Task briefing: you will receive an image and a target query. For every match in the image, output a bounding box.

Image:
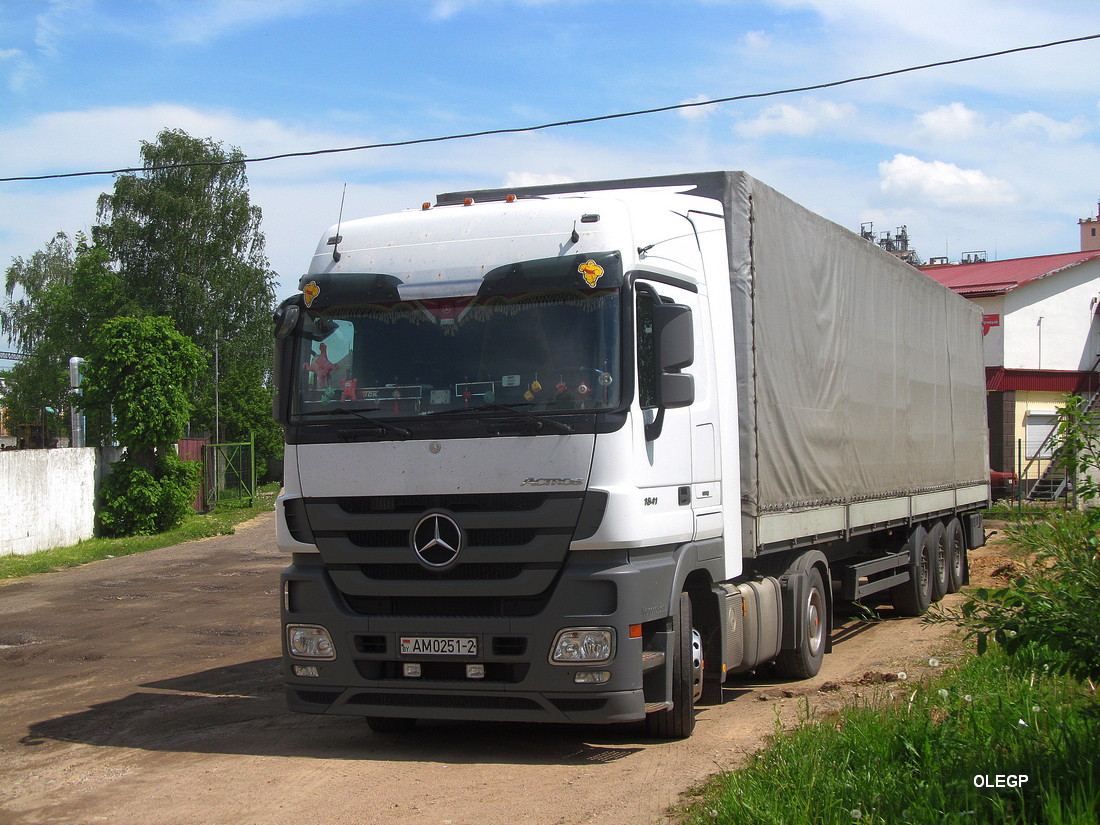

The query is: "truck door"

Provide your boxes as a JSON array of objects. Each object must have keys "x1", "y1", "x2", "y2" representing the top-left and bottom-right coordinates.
[{"x1": 633, "y1": 279, "x2": 711, "y2": 545}]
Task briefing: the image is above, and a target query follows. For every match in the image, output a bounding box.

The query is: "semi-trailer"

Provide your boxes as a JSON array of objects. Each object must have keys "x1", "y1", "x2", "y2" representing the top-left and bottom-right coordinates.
[{"x1": 273, "y1": 171, "x2": 989, "y2": 738}]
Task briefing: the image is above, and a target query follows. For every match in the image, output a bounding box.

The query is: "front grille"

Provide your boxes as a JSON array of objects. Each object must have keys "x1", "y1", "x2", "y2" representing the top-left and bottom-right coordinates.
[
  {"x1": 361, "y1": 563, "x2": 524, "y2": 581},
  {"x1": 345, "y1": 692, "x2": 541, "y2": 711},
  {"x1": 492, "y1": 636, "x2": 527, "y2": 656},
  {"x1": 305, "y1": 491, "x2": 586, "y2": 612},
  {"x1": 346, "y1": 528, "x2": 536, "y2": 549},
  {"x1": 347, "y1": 530, "x2": 407, "y2": 548},
  {"x1": 343, "y1": 594, "x2": 548, "y2": 618},
  {"x1": 355, "y1": 635, "x2": 387, "y2": 653},
  {"x1": 338, "y1": 493, "x2": 547, "y2": 514},
  {"x1": 295, "y1": 689, "x2": 341, "y2": 705},
  {"x1": 550, "y1": 697, "x2": 609, "y2": 713},
  {"x1": 354, "y1": 660, "x2": 530, "y2": 683}
]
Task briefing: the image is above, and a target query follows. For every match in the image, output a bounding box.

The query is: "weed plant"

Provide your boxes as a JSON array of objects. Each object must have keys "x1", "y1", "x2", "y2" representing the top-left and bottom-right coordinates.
[
  {"x1": 931, "y1": 508, "x2": 1100, "y2": 682},
  {"x1": 679, "y1": 650, "x2": 1099, "y2": 825}
]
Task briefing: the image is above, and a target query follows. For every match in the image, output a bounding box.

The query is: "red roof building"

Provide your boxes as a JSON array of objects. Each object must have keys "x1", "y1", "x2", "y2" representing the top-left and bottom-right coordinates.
[{"x1": 922, "y1": 241, "x2": 1100, "y2": 485}]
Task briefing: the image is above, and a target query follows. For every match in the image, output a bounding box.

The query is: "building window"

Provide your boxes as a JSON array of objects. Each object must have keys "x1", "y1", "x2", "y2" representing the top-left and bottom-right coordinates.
[{"x1": 1025, "y1": 411, "x2": 1058, "y2": 459}]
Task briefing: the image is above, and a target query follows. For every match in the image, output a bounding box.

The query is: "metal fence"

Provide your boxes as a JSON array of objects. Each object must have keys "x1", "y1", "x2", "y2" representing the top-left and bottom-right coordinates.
[{"x1": 203, "y1": 435, "x2": 256, "y2": 509}]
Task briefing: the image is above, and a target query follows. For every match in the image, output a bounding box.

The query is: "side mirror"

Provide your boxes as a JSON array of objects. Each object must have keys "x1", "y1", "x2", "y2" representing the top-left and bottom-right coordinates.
[
  {"x1": 644, "y1": 300, "x2": 695, "y2": 441},
  {"x1": 653, "y1": 302, "x2": 695, "y2": 409}
]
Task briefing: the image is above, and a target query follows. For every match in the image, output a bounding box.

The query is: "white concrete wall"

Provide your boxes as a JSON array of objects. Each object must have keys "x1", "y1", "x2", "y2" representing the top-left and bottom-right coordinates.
[
  {"x1": 1, "y1": 448, "x2": 100, "y2": 556},
  {"x1": 970, "y1": 294, "x2": 1006, "y2": 367},
  {"x1": 1002, "y1": 259, "x2": 1100, "y2": 371}
]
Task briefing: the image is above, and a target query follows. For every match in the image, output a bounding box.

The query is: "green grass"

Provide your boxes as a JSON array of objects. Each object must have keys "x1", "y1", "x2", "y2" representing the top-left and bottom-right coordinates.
[
  {"x1": 0, "y1": 483, "x2": 279, "y2": 580},
  {"x1": 677, "y1": 649, "x2": 1099, "y2": 825},
  {"x1": 983, "y1": 499, "x2": 1064, "y2": 522}
]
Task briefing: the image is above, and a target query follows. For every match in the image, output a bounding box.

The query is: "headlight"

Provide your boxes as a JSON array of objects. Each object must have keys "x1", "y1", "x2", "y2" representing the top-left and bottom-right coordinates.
[
  {"x1": 550, "y1": 628, "x2": 615, "y2": 664},
  {"x1": 287, "y1": 624, "x2": 336, "y2": 660}
]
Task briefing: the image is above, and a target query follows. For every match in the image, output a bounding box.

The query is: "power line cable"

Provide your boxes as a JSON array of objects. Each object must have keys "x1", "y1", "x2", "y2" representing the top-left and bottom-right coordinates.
[{"x1": 2, "y1": 32, "x2": 1098, "y2": 184}]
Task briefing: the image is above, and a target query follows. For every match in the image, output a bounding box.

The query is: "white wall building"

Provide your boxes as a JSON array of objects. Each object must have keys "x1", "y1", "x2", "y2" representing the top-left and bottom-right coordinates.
[{"x1": 924, "y1": 248, "x2": 1100, "y2": 484}]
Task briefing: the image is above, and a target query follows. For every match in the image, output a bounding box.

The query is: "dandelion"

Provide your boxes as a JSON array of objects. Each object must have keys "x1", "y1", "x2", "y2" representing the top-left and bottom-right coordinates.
[
  {"x1": 928, "y1": 657, "x2": 940, "y2": 667},
  {"x1": 707, "y1": 810, "x2": 719, "y2": 820},
  {"x1": 937, "y1": 688, "x2": 949, "y2": 700},
  {"x1": 963, "y1": 695, "x2": 973, "y2": 703},
  {"x1": 1032, "y1": 705, "x2": 1042, "y2": 713},
  {"x1": 897, "y1": 671, "x2": 908, "y2": 681},
  {"x1": 850, "y1": 809, "x2": 863, "y2": 821}
]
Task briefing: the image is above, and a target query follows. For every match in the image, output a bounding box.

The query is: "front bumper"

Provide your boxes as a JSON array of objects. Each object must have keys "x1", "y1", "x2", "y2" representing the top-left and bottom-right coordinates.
[{"x1": 280, "y1": 547, "x2": 678, "y2": 725}]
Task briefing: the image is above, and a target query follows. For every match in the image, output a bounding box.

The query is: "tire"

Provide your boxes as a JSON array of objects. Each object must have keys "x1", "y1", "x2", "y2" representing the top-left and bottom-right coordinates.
[
  {"x1": 366, "y1": 716, "x2": 417, "y2": 733},
  {"x1": 929, "y1": 521, "x2": 950, "y2": 602},
  {"x1": 645, "y1": 591, "x2": 696, "y2": 739},
  {"x1": 945, "y1": 518, "x2": 966, "y2": 594},
  {"x1": 775, "y1": 566, "x2": 828, "y2": 679},
  {"x1": 891, "y1": 525, "x2": 932, "y2": 617}
]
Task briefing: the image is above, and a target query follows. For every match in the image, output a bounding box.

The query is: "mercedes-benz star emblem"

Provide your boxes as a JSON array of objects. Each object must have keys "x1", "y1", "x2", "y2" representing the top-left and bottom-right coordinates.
[{"x1": 411, "y1": 513, "x2": 463, "y2": 569}]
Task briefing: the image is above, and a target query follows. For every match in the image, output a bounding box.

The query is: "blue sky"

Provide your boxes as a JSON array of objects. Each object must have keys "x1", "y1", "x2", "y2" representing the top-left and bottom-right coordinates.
[{"x1": 1, "y1": 0, "x2": 1098, "y2": 356}]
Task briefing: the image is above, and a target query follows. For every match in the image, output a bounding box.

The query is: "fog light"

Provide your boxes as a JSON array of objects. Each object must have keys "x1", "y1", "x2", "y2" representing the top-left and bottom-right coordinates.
[
  {"x1": 550, "y1": 628, "x2": 614, "y2": 664},
  {"x1": 293, "y1": 665, "x2": 320, "y2": 678},
  {"x1": 466, "y1": 664, "x2": 485, "y2": 679},
  {"x1": 574, "y1": 671, "x2": 611, "y2": 684},
  {"x1": 286, "y1": 624, "x2": 336, "y2": 660},
  {"x1": 403, "y1": 663, "x2": 422, "y2": 678}
]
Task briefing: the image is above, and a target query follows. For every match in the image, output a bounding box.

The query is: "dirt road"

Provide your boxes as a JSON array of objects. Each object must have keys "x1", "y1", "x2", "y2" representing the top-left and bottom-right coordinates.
[{"x1": 0, "y1": 513, "x2": 991, "y2": 825}]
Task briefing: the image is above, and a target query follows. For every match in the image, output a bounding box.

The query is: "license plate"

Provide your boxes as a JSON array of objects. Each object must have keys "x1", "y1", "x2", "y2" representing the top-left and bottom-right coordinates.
[{"x1": 400, "y1": 636, "x2": 477, "y2": 656}]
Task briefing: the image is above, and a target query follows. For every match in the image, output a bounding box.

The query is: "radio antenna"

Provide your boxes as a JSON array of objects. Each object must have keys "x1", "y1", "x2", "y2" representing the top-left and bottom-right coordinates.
[{"x1": 327, "y1": 183, "x2": 347, "y2": 262}]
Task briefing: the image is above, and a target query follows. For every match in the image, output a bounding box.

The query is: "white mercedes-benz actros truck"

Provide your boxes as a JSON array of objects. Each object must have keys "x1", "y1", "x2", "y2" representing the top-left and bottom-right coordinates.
[{"x1": 273, "y1": 171, "x2": 988, "y2": 738}]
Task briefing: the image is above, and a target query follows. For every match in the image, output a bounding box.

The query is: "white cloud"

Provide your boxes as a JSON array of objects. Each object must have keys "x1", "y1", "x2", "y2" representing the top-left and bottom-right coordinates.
[
  {"x1": 162, "y1": 0, "x2": 324, "y2": 44},
  {"x1": 678, "y1": 94, "x2": 713, "y2": 121},
  {"x1": 501, "y1": 171, "x2": 575, "y2": 188},
  {"x1": 0, "y1": 47, "x2": 35, "y2": 93},
  {"x1": 0, "y1": 104, "x2": 368, "y2": 180},
  {"x1": 736, "y1": 100, "x2": 856, "y2": 138},
  {"x1": 878, "y1": 153, "x2": 1015, "y2": 208},
  {"x1": 34, "y1": 0, "x2": 93, "y2": 57},
  {"x1": 917, "y1": 102, "x2": 983, "y2": 141},
  {"x1": 1008, "y1": 111, "x2": 1089, "y2": 142},
  {"x1": 428, "y1": 0, "x2": 573, "y2": 21}
]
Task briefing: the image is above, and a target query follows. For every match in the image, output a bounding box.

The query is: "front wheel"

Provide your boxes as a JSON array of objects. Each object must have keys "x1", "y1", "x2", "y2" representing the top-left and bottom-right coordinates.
[
  {"x1": 775, "y1": 567, "x2": 827, "y2": 679},
  {"x1": 645, "y1": 591, "x2": 697, "y2": 739}
]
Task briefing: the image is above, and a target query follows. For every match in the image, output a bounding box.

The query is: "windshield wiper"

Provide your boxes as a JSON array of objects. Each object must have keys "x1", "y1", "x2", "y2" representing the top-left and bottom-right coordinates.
[
  {"x1": 431, "y1": 402, "x2": 575, "y2": 434},
  {"x1": 307, "y1": 406, "x2": 412, "y2": 438}
]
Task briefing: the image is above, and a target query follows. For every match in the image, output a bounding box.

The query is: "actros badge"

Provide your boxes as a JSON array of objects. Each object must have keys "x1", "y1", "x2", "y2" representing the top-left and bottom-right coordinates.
[{"x1": 411, "y1": 513, "x2": 464, "y2": 568}]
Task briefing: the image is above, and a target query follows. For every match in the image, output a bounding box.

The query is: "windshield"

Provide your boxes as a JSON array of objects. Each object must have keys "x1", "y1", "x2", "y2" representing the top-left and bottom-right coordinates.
[{"x1": 290, "y1": 253, "x2": 623, "y2": 421}]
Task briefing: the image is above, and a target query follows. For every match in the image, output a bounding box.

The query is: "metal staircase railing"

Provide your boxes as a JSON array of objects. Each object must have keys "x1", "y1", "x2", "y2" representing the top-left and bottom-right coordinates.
[{"x1": 1023, "y1": 354, "x2": 1100, "y2": 501}]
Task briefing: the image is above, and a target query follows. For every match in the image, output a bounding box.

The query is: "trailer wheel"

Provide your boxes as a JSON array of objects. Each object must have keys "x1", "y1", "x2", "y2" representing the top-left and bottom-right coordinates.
[
  {"x1": 645, "y1": 591, "x2": 696, "y2": 740},
  {"x1": 945, "y1": 518, "x2": 966, "y2": 593},
  {"x1": 891, "y1": 525, "x2": 932, "y2": 617},
  {"x1": 366, "y1": 716, "x2": 417, "y2": 733},
  {"x1": 775, "y1": 566, "x2": 827, "y2": 679},
  {"x1": 929, "y1": 521, "x2": 950, "y2": 602}
]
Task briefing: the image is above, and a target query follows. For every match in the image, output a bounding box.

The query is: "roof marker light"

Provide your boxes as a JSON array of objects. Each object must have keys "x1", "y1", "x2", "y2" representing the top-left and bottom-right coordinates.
[
  {"x1": 463, "y1": 197, "x2": 475, "y2": 206},
  {"x1": 422, "y1": 202, "x2": 432, "y2": 210},
  {"x1": 505, "y1": 194, "x2": 517, "y2": 203}
]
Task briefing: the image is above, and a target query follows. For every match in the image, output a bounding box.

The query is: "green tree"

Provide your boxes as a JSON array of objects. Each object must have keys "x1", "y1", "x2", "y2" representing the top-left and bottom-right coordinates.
[
  {"x1": 1, "y1": 234, "x2": 128, "y2": 442},
  {"x1": 93, "y1": 129, "x2": 278, "y2": 461},
  {"x1": 83, "y1": 316, "x2": 205, "y2": 536},
  {"x1": 1053, "y1": 394, "x2": 1100, "y2": 506}
]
